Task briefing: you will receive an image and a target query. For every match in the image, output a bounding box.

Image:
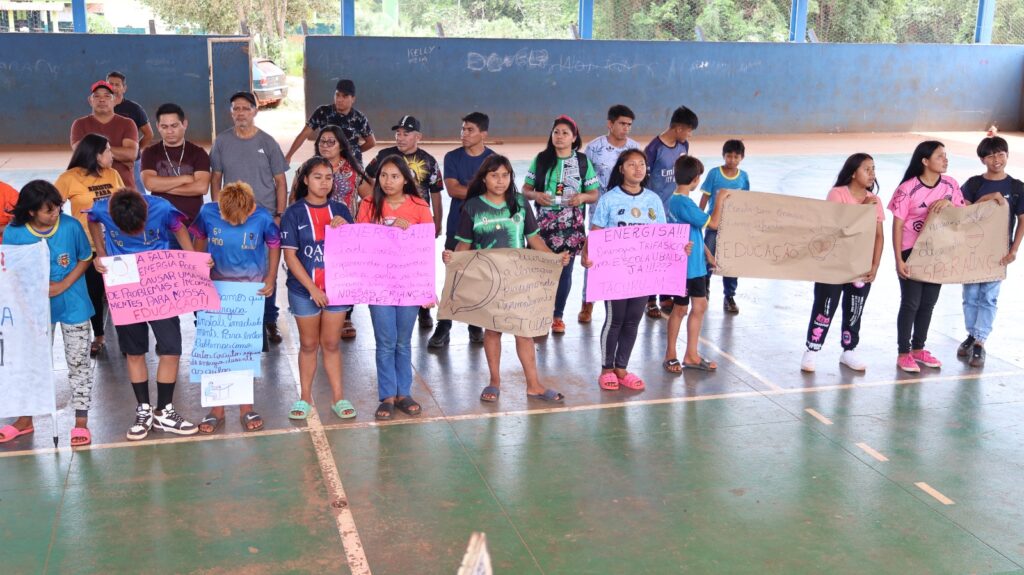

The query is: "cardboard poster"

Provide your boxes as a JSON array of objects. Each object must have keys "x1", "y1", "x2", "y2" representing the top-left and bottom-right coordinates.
[
  {"x1": 438, "y1": 248, "x2": 562, "y2": 338},
  {"x1": 324, "y1": 223, "x2": 435, "y2": 306},
  {"x1": 104, "y1": 250, "x2": 221, "y2": 325},
  {"x1": 715, "y1": 191, "x2": 877, "y2": 283},
  {"x1": 585, "y1": 224, "x2": 690, "y2": 302},
  {"x1": 0, "y1": 242, "x2": 57, "y2": 418},
  {"x1": 190, "y1": 281, "x2": 264, "y2": 382},
  {"x1": 906, "y1": 201, "x2": 1010, "y2": 284}
]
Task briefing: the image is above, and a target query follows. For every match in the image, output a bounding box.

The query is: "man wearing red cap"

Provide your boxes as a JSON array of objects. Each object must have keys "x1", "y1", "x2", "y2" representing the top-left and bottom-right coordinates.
[{"x1": 70, "y1": 81, "x2": 139, "y2": 189}]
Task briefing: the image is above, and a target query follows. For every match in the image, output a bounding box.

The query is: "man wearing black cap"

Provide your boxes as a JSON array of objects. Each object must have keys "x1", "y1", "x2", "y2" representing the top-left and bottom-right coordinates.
[
  {"x1": 70, "y1": 80, "x2": 139, "y2": 189},
  {"x1": 209, "y1": 91, "x2": 288, "y2": 344},
  {"x1": 285, "y1": 78, "x2": 375, "y2": 165},
  {"x1": 363, "y1": 115, "x2": 444, "y2": 328}
]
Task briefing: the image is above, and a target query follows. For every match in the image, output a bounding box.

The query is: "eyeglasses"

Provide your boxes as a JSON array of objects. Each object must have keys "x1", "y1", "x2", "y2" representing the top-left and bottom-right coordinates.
[{"x1": 320, "y1": 139, "x2": 339, "y2": 146}]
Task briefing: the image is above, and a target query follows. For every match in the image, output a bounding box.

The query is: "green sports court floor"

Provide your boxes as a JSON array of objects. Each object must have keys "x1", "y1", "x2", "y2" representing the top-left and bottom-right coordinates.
[{"x1": 4, "y1": 136, "x2": 1024, "y2": 574}]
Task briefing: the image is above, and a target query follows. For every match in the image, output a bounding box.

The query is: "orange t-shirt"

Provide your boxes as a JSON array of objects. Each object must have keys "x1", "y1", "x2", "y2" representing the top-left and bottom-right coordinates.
[
  {"x1": 355, "y1": 195, "x2": 432, "y2": 225},
  {"x1": 0, "y1": 181, "x2": 19, "y2": 243}
]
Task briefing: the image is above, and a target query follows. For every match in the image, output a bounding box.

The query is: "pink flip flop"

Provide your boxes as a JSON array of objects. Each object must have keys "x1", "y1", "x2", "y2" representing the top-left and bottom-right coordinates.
[
  {"x1": 618, "y1": 372, "x2": 646, "y2": 391},
  {"x1": 70, "y1": 427, "x2": 92, "y2": 447},
  {"x1": 598, "y1": 372, "x2": 620, "y2": 391},
  {"x1": 0, "y1": 424, "x2": 34, "y2": 443}
]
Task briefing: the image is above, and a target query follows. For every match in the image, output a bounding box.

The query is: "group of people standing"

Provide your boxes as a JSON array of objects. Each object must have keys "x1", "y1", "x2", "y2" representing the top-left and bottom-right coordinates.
[{"x1": 1, "y1": 74, "x2": 1021, "y2": 447}]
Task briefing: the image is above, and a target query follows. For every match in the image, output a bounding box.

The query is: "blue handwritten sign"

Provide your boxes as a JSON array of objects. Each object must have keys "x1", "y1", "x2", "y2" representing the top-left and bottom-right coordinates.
[{"x1": 189, "y1": 281, "x2": 264, "y2": 382}]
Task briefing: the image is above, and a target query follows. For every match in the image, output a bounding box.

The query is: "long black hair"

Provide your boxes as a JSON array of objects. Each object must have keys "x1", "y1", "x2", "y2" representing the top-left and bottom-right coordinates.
[
  {"x1": 315, "y1": 124, "x2": 368, "y2": 182},
  {"x1": 367, "y1": 154, "x2": 422, "y2": 224},
  {"x1": 289, "y1": 156, "x2": 334, "y2": 204},
  {"x1": 900, "y1": 140, "x2": 944, "y2": 185},
  {"x1": 606, "y1": 149, "x2": 649, "y2": 192},
  {"x1": 532, "y1": 115, "x2": 583, "y2": 192},
  {"x1": 834, "y1": 153, "x2": 878, "y2": 193},
  {"x1": 466, "y1": 154, "x2": 520, "y2": 218},
  {"x1": 11, "y1": 180, "x2": 63, "y2": 226},
  {"x1": 67, "y1": 133, "x2": 110, "y2": 176}
]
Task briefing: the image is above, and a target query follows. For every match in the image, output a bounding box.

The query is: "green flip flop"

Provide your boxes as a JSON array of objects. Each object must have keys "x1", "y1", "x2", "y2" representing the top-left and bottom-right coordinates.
[
  {"x1": 288, "y1": 400, "x2": 311, "y2": 420},
  {"x1": 332, "y1": 399, "x2": 357, "y2": 419}
]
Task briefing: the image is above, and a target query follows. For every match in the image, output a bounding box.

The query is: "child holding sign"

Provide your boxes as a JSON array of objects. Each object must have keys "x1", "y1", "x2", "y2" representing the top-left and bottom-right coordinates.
[
  {"x1": 0, "y1": 181, "x2": 95, "y2": 446},
  {"x1": 356, "y1": 155, "x2": 434, "y2": 420},
  {"x1": 583, "y1": 149, "x2": 671, "y2": 392},
  {"x1": 800, "y1": 153, "x2": 884, "y2": 373},
  {"x1": 281, "y1": 157, "x2": 357, "y2": 420},
  {"x1": 190, "y1": 181, "x2": 282, "y2": 433},
  {"x1": 664, "y1": 156, "x2": 731, "y2": 374},
  {"x1": 88, "y1": 188, "x2": 201, "y2": 440},
  {"x1": 443, "y1": 155, "x2": 568, "y2": 403},
  {"x1": 888, "y1": 141, "x2": 965, "y2": 373},
  {"x1": 700, "y1": 139, "x2": 750, "y2": 314}
]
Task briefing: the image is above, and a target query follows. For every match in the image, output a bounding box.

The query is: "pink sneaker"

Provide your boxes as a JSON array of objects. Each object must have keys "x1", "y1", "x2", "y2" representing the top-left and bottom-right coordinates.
[
  {"x1": 911, "y1": 349, "x2": 942, "y2": 368},
  {"x1": 897, "y1": 354, "x2": 921, "y2": 373}
]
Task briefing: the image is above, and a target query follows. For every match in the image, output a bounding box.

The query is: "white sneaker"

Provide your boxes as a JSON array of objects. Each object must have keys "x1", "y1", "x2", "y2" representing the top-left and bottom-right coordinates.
[
  {"x1": 801, "y1": 349, "x2": 817, "y2": 372},
  {"x1": 127, "y1": 403, "x2": 153, "y2": 441},
  {"x1": 840, "y1": 349, "x2": 866, "y2": 371},
  {"x1": 152, "y1": 403, "x2": 198, "y2": 436}
]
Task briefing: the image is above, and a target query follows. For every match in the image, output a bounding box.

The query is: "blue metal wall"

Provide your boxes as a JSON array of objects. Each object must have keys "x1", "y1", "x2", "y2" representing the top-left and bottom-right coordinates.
[
  {"x1": 305, "y1": 36, "x2": 1024, "y2": 139},
  {"x1": 0, "y1": 34, "x2": 251, "y2": 145}
]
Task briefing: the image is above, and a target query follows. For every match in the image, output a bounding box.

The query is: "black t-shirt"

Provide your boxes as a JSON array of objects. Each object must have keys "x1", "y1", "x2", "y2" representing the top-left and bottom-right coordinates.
[
  {"x1": 961, "y1": 175, "x2": 1024, "y2": 242},
  {"x1": 365, "y1": 147, "x2": 444, "y2": 204},
  {"x1": 115, "y1": 98, "x2": 149, "y2": 159}
]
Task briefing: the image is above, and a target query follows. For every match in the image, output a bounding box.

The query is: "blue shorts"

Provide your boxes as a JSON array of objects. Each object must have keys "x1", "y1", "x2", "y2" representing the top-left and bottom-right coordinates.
[{"x1": 287, "y1": 290, "x2": 352, "y2": 318}]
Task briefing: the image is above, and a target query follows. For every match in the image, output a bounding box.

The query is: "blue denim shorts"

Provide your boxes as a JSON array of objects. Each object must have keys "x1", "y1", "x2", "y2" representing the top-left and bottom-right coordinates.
[{"x1": 287, "y1": 289, "x2": 352, "y2": 318}]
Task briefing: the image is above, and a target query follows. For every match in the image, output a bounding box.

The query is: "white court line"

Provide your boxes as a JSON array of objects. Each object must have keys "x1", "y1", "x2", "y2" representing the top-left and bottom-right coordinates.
[
  {"x1": 804, "y1": 408, "x2": 834, "y2": 425},
  {"x1": 915, "y1": 481, "x2": 955, "y2": 505},
  {"x1": 286, "y1": 356, "x2": 371, "y2": 575},
  {"x1": 699, "y1": 336, "x2": 783, "y2": 391},
  {"x1": 855, "y1": 442, "x2": 889, "y2": 462}
]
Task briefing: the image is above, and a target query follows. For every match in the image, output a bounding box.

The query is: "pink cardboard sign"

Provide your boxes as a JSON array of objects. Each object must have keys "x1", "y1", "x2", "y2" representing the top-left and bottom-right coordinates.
[
  {"x1": 324, "y1": 223, "x2": 436, "y2": 306},
  {"x1": 585, "y1": 224, "x2": 690, "y2": 302},
  {"x1": 104, "y1": 250, "x2": 221, "y2": 325}
]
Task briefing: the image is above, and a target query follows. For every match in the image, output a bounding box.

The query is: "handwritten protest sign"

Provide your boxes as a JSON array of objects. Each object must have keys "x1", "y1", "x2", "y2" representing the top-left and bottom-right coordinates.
[
  {"x1": 324, "y1": 223, "x2": 435, "y2": 306},
  {"x1": 585, "y1": 224, "x2": 690, "y2": 302},
  {"x1": 716, "y1": 191, "x2": 876, "y2": 283},
  {"x1": 906, "y1": 201, "x2": 1009, "y2": 284},
  {"x1": 438, "y1": 248, "x2": 562, "y2": 338},
  {"x1": 190, "y1": 281, "x2": 264, "y2": 382},
  {"x1": 0, "y1": 243, "x2": 56, "y2": 417},
  {"x1": 104, "y1": 250, "x2": 220, "y2": 325},
  {"x1": 201, "y1": 370, "x2": 255, "y2": 407}
]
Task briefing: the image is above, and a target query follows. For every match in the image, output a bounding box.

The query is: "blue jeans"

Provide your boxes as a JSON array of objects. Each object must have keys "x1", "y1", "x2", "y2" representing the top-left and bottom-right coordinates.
[
  {"x1": 554, "y1": 254, "x2": 575, "y2": 318},
  {"x1": 265, "y1": 284, "x2": 280, "y2": 323},
  {"x1": 369, "y1": 305, "x2": 419, "y2": 401},
  {"x1": 704, "y1": 228, "x2": 738, "y2": 297},
  {"x1": 963, "y1": 280, "x2": 1001, "y2": 342}
]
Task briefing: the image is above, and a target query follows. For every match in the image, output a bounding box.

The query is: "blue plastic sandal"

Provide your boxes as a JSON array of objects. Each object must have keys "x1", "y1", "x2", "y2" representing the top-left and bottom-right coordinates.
[{"x1": 288, "y1": 400, "x2": 311, "y2": 420}]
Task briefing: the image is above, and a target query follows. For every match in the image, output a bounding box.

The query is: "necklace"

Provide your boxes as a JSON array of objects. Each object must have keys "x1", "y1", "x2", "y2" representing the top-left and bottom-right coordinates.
[{"x1": 162, "y1": 141, "x2": 186, "y2": 177}]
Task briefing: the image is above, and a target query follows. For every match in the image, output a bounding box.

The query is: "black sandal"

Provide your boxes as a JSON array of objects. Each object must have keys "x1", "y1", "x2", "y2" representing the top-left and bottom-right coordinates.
[
  {"x1": 240, "y1": 411, "x2": 264, "y2": 432},
  {"x1": 375, "y1": 402, "x2": 395, "y2": 421},
  {"x1": 395, "y1": 396, "x2": 422, "y2": 416}
]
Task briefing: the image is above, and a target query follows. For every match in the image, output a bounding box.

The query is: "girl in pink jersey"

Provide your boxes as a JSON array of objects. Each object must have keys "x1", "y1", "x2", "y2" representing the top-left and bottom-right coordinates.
[{"x1": 887, "y1": 141, "x2": 964, "y2": 373}]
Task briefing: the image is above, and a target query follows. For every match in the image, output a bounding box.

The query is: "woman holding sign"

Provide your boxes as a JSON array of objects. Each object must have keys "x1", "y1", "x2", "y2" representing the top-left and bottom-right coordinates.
[
  {"x1": 356, "y1": 155, "x2": 433, "y2": 420},
  {"x1": 1, "y1": 181, "x2": 95, "y2": 446},
  {"x1": 443, "y1": 155, "x2": 568, "y2": 403},
  {"x1": 281, "y1": 157, "x2": 357, "y2": 420},
  {"x1": 522, "y1": 115, "x2": 600, "y2": 335},
  {"x1": 800, "y1": 153, "x2": 885, "y2": 373},
  {"x1": 888, "y1": 141, "x2": 965, "y2": 373},
  {"x1": 190, "y1": 181, "x2": 282, "y2": 433}
]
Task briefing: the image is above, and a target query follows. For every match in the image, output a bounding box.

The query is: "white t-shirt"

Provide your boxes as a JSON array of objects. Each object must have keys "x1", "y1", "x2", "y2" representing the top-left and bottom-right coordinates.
[{"x1": 583, "y1": 135, "x2": 641, "y2": 194}]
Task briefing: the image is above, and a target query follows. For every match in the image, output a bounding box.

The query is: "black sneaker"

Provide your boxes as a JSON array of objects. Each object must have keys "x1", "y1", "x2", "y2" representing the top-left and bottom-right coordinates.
[
  {"x1": 152, "y1": 404, "x2": 198, "y2": 436},
  {"x1": 969, "y1": 344, "x2": 986, "y2": 368},
  {"x1": 266, "y1": 322, "x2": 283, "y2": 345},
  {"x1": 724, "y1": 296, "x2": 739, "y2": 314},
  {"x1": 418, "y1": 308, "x2": 434, "y2": 329},
  {"x1": 468, "y1": 326, "x2": 485, "y2": 344},
  {"x1": 957, "y1": 335, "x2": 976, "y2": 358},
  {"x1": 127, "y1": 403, "x2": 153, "y2": 441},
  {"x1": 428, "y1": 325, "x2": 451, "y2": 348}
]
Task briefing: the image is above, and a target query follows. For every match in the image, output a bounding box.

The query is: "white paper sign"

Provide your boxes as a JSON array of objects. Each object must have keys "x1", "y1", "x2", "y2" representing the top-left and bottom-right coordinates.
[
  {"x1": 200, "y1": 369, "x2": 255, "y2": 407},
  {"x1": 101, "y1": 255, "x2": 140, "y2": 286},
  {"x1": 0, "y1": 242, "x2": 57, "y2": 417}
]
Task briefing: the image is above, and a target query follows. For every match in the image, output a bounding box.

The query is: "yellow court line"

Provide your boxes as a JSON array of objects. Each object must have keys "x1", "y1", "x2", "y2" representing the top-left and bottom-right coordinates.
[
  {"x1": 915, "y1": 482, "x2": 955, "y2": 505},
  {"x1": 804, "y1": 408, "x2": 834, "y2": 425},
  {"x1": 855, "y1": 442, "x2": 889, "y2": 462},
  {"x1": 698, "y1": 336, "x2": 784, "y2": 391}
]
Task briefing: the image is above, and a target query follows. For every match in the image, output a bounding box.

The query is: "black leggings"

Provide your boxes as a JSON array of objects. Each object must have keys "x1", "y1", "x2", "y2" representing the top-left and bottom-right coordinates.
[
  {"x1": 601, "y1": 296, "x2": 647, "y2": 369},
  {"x1": 805, "y1": 282, "x2": 871, "y2": 352},
  {"x1": 85, "y1": 260, "x2": 106, "y2": 338},
  {"x1": 897, "y1": 249, "x2": 941, "y2": 354}
]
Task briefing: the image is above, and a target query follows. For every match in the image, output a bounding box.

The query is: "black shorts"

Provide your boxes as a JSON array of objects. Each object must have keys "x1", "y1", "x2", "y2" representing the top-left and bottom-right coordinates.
[
  {"x1": 672, "y1": 277, "x2": 709, "y2": 306},
  {"x1": 114, "y1": 316, "x2": 183, "y2": 356}
]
